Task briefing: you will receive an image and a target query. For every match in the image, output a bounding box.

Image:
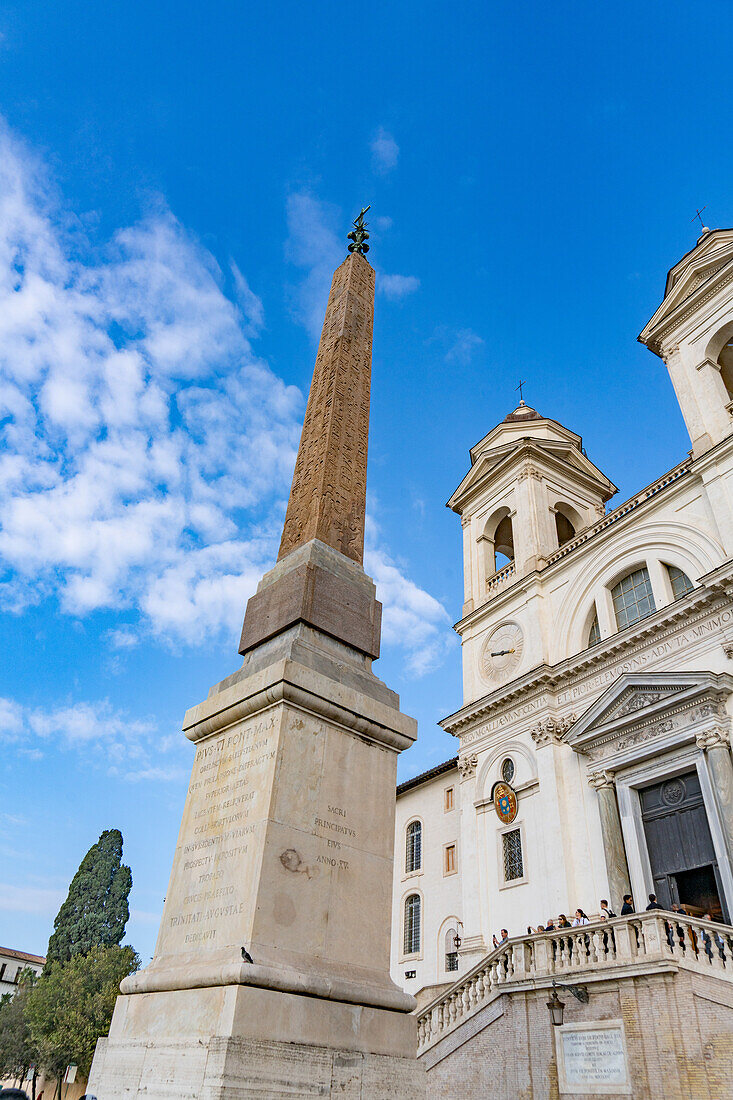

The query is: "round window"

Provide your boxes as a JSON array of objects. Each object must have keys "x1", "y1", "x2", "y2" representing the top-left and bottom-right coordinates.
[{"x1": 501, "y1": 757, "x2": 515, "y2": 785}]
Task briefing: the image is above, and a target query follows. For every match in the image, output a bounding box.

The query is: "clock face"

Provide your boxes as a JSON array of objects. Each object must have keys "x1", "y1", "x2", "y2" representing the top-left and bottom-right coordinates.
[{"x1": 481, "y1": 622, "x2": 524, "y2": 683}]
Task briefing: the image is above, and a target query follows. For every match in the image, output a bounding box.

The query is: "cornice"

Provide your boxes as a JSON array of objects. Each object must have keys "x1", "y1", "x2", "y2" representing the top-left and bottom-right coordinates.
[
  {"x1": 448, "y1": 437, "x2": 614, "y2": 514},
  {"x1": 640, "y1": 255, "x2": 733, "y2": 356},
  {"x1": 442, "y1": 570, "x2": 733, "y2": 736}
]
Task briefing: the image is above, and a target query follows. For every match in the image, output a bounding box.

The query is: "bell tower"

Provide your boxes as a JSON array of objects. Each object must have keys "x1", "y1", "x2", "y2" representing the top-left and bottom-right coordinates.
[
  {"x1": 639, "y1": 226, "x2": 733, "y2": 457},
  {"x1": 449, "y1": 402, "x2": 616, "y2": 618}
]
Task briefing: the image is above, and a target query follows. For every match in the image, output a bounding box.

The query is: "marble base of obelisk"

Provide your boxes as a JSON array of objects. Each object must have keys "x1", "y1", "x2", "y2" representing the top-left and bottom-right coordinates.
[{"x1": 88, "y1": 545, "x2": 424, "y2": 1098}]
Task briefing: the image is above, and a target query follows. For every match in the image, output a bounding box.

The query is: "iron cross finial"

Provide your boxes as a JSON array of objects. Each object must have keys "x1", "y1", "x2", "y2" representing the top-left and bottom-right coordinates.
[
  {"x1": 691, "y1": 206, "x2": 708, "y2": 231},
  {"x1": 516, "y1": 379, "x2": 527, "y2": 403},
  {"x1": 347, "y1": 206, "x2": 371, "y2": 255}
]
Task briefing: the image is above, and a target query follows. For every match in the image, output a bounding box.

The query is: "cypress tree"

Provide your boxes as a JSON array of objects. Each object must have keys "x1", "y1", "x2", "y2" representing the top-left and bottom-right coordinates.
[{"x1": 45, "y1": 829, "x2": 132, "y2": 965}]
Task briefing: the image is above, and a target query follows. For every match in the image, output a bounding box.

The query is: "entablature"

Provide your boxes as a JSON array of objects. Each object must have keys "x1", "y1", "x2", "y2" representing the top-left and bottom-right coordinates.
[{"x1": 443, "y1": 564, "x2": 733, "y2": 741}]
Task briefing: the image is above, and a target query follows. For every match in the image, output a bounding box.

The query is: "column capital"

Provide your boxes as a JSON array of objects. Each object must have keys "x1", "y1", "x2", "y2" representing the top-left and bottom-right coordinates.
[
  {"x1": 696, "y1": 726, "x2": 731, "y2": 751},
  {"x1": 530, "y1": 713, "x2": 577, "y2": 748},
  {"x1": 457, "y1": 752, "x2": 478, "y2": 779},
  {"x1": 588, "y1": 768, "x2": 616, "y2": 791}
]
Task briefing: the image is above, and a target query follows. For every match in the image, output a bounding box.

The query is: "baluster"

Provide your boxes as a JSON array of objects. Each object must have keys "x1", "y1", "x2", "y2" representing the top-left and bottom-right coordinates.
[
  {"x1": 570, "y1": 932, "x2": 581, "y2": 968},
  {"x1": 591, "y1": 928, "x2": 603, "y2": 964}
]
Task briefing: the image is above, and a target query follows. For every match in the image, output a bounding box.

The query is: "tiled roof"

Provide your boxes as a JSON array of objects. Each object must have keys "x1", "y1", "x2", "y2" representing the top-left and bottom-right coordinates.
[
  {"x1": 0, "y1": 947, "x2": 46, "y2": 966},
  {"x1": 397, "y1": 756, "x2": 458, "y2": 795}
]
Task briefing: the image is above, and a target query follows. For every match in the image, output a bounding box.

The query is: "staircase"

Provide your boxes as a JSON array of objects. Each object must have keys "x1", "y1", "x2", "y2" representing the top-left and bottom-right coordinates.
[{"x1": 417, "y1": 910, "x2": 733, "y2": 1056}]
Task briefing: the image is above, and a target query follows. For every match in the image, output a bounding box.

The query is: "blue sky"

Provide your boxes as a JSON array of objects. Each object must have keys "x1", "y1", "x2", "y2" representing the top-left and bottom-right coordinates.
[{"x1": 1, "y1": 1, "x2": 731, "y2": 962}]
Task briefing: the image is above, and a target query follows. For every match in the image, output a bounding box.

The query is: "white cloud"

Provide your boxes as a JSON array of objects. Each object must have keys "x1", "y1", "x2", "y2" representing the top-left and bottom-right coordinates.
[
  {"x1": 445, "y1": 328, "x2": 484, "y2": 365},
  {"x1": 285, "y1": 191, "x2": 343, "y2": 341},
  {"x1": 0, "y1": 124, "x2": 451, "y2": 679},
  {"x1": 370, "y1": 128, "x2": 399, "y2": 174},
  {"x1": 365, "y1": 513, "x2": 456, "y2": 677},
  {"x1": 124, "y1": 766, "x2": 188, "y2": 783},
  {"x1": 0, "y1": 692, "x2": 192, "y2": 780},
  {"x1": 0, "y1": 120, "x2": 301, "y2": 645},
  {"x1": 378, "y1": 273, "x2": 420, "y2": 300}
]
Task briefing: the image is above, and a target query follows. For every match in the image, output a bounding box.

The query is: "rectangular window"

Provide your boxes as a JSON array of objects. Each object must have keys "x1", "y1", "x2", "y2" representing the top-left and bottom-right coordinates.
[
  {"x1": 444, "y1": 786, "x2": 454, "y2": 812},
  {"x1": 444, "y1": 843, "x2": 457, "y2": 875},
  {"x1": 445, "y1": 951, "x2": 459, "y2": 972},
  {"x1": 502, "y1": 828, "x2": 523, "y2": 882}
]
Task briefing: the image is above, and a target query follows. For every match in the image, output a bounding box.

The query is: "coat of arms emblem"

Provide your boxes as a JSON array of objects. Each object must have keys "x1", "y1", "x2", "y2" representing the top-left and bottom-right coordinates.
[{"x1": 493, "y1": 781, "x2": 518, "y2": 824}]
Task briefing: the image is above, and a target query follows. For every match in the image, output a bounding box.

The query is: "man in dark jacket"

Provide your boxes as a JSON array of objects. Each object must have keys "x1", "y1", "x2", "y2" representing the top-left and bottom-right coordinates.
[
  {"x1": 620, "y1": 894, "x2": 635, "y2": 914},
  {"x1": 646, "y1": 893, "x2": 664, "y2": 911}
]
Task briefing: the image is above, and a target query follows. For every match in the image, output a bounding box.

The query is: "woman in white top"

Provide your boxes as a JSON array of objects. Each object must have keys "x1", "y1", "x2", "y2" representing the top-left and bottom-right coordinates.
[{"x1": 572, "y1": 908, "x2": 590, "y2": 926}]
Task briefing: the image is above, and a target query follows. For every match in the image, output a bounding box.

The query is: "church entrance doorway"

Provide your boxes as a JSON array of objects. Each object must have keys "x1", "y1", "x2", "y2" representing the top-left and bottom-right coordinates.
[{"x1": 639, "y1": 770, "x2": 727, "y2": 921}]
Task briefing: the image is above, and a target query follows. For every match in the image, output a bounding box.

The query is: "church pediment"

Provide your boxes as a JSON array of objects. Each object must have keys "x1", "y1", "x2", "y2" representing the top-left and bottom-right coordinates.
[
  {"x1": 593, "y1": 683, "x2": 687, "y2": 725},
  {"x1": 640, "y1": 229, "x2": 733, "y2": 350},
  {"x1": 448, "y1": 436, "x2": 615, "y2": 513},
  {"x1": 565, "y1": 671, "x2": 733, "y2": 766}
]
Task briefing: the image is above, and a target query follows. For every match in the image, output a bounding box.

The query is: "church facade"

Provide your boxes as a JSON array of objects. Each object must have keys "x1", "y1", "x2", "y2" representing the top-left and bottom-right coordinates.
[{"x1": 391, "y1": 226, "x2": 733, "y2": 1005}]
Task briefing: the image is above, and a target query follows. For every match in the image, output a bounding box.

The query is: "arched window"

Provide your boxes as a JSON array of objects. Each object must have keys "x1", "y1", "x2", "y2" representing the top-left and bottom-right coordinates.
[
  {"x1": 588, "y1": 612, "x2": 601, "y2": 647},
  {"x1": 553, "y1": 502, "x2": 583, "y2": 549},
  {"x1": 404, "y1": 894, "x2": 421, "y2": 955},
  {"x1": 555, "y1": 511, "x2": 576, "y2": 547},
  {"x1": 405, "y1": 821, "x2": 422, "y2": 873},
  {"x1": 611, "y1": 567, "x2": 656, "y2": 630},
  {"x1": 666, "y1": 564, "x2": 694, "y2": 599},
  {"x1": 493, "y1": 514, "x2": 515, "y2": 570},
  {"x1": 445, "y1": 927, "x2": 459, "y2": 972},
  {"x1": 718, "y1": 337, "x2": 733, "y2": 401}
]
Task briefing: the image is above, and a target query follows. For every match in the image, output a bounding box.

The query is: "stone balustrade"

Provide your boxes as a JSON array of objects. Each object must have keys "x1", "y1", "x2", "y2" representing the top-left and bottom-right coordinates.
[
  {"x1": 416, "y1": 911, "x2": 733, "y2": 1054},
  {"x1": 543, "y1": 461, "x2": 691, "y2": 568},
  {"x1": 485, "y1": 560, "x2": 516, "y2": 594}
]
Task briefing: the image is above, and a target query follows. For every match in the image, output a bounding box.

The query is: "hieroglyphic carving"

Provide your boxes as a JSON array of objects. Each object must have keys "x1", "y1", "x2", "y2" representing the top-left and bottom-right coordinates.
[{"x1": 278, "y1": 252, "x2": 375, "y2": 564}]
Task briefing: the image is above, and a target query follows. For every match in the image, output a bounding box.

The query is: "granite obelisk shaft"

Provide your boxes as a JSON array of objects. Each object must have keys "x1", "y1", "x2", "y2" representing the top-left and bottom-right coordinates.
[
  {"x1": 279, "y1": 251, "x2": 373, "y2": 565},
  {"x1": 238, "y1": 251, "x2": 381, "y2": 659}
]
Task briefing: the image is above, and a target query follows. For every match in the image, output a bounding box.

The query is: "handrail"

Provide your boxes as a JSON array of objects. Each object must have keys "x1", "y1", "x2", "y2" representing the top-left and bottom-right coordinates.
[{"x1": 416, "y1": 911, "x2": 733, "y2": 1054}]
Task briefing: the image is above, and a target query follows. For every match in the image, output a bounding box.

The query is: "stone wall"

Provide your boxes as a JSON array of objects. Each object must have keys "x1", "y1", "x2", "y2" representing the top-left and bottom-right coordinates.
[{"x1": 423, "y1": 968, "x2": 733, "y2": 1099}]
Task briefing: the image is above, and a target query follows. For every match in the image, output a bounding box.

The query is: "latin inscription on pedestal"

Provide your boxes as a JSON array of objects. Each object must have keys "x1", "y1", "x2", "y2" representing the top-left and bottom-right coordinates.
[
  {"x1": 154, "y1": 710, "x2": 279, "y2": 957},
  {"x1": 153, "y1": 702, "x2": 395, "y2": 976},
  {"x1": 556, "y1": 1021, "x2": 630, "y2": 1095}
]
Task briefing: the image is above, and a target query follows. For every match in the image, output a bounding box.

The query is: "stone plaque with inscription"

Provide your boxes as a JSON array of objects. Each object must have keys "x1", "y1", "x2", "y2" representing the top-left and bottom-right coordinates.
[{"x1": 556, "y1": 1020, "x2": 631, "y2": 1095}]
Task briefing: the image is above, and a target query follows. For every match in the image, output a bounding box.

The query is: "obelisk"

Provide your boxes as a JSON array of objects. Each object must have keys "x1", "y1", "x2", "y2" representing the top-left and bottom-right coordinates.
[{"x1": 89, "y1": 211, "x2": 425, "y2": 1099}]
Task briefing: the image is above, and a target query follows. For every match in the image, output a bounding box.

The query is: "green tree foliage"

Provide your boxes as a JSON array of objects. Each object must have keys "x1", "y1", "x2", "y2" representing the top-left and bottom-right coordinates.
[
  {"x1": 25, "y1": 945, "x2": 139, "y2": 1080},
  {"x1": 46, "y1": 829, "x2": 132, "y2": 965},
  {"x1": 0, "y1": 968, "x2": 39, "y2": 1083}
]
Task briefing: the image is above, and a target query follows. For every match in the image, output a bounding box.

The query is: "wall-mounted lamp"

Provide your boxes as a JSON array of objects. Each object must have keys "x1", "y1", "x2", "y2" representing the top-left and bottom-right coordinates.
[
  {"x1": 547, "y1": 980, "x2": 589, "y2": 1026},
  {"x1": 546, "y1": 987, "x2": 565, "y2": 1027}
]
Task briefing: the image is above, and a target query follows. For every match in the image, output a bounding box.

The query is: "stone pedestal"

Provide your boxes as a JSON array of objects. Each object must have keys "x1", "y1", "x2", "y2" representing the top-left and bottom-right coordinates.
[{"x1": 89, "y1": 552, "x2": 424, "y2": 1097}]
